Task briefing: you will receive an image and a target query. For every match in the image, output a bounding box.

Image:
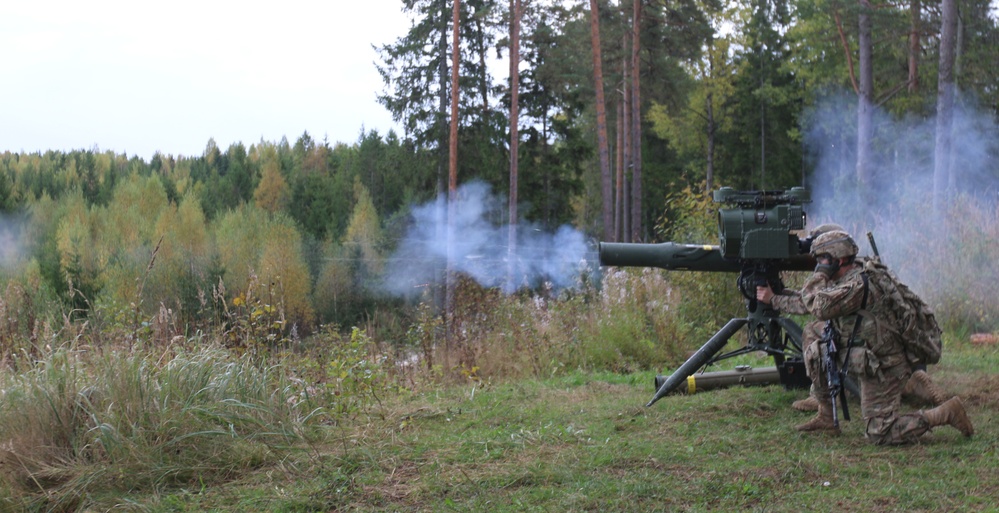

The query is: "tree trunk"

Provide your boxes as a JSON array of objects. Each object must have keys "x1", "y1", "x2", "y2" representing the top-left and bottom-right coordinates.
[
  {"x1": 446, "y1": 0, "x2": 461, "y2": 352},
  {"x1": 856, "y1": 0, "x2": 874, "y2": 188},
  {"x1": 908, "y1": 0, "x2": 920, "y2": 93},
  {"x1": 435, "y1": 0, "x2": 450, "y2": 316},
  {"x1": 630, "y1": 0, "x2": 643, "y2": 242},
  {"x1": 706, "y1": 42, "x2": 716, "y2": 193},
  {"x1": 589, "y1": 0, "x2": 614, "y2": 241},
  {"x1": 508, "y1": 0, "x2": 521, "y2": 290},
  {"x1": 621, "y1": 38, "x2": 631, "y2": 243},
  {"x1": 933, "y1": 0, "x2": 958, "y2": 210},
  {"x1": 449, "y1": 0, "x2": 461, "y2": 199},
  {"x1": 950, "y1": 8, "x2": 964, "y2": 192},
  {"x1": 615, "y1": 97, "x2": 623, "y2": 241},
  {"x1": 706, "y1": 91, "x2": 716, "y2": 192}
]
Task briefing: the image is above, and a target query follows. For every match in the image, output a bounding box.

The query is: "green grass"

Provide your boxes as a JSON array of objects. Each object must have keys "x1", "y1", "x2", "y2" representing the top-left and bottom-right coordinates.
[{"x1": 68, "y1": 339, "x2": 999, "y2": 513}]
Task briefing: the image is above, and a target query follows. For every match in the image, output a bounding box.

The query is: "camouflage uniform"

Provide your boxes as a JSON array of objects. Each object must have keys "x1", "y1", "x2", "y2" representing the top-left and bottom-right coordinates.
[
  {"x1": 801, "y1": 253, "x2": 951, "y2": 444},
  {"x1": 770, "y1": 256, "x2": 948, "y2": 411}
]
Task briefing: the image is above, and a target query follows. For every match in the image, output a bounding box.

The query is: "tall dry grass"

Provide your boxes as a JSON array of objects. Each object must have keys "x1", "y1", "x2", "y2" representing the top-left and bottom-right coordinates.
[{"x1": 0, "y1": 344, "x2": 321, "y2": 511}]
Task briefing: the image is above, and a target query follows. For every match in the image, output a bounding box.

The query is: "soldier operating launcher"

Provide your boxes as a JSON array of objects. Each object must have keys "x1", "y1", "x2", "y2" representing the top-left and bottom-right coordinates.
[{"x1": 599, "y1": 188, "x2": 818, "y2": 406}]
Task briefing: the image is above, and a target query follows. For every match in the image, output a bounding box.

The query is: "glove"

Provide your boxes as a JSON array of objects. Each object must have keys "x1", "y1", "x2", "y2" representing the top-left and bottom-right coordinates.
[{"x1": 815, "y1": 259, "x2": 840, "y2": 279}]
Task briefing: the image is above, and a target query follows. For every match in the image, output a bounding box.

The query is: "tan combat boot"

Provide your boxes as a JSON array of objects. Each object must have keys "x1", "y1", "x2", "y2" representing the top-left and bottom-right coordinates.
[
  {"x1": 795, "y1": 402, "x2": 841, "y2": 434},
  {"x1": 792, "y1": 395, "x2": 819, "y2": 412},
  {"x1": 904, "y1": 369, "x2": 948, "y2": 406},
  {"x1": 922, "y1": 397, "x2": 974, "y2": 437}
]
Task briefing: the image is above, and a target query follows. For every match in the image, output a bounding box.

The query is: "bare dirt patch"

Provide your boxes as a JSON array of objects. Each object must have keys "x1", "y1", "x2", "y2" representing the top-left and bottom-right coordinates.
[{"x1": 963, "y1": 375, "x2": 999, "y2": 409}]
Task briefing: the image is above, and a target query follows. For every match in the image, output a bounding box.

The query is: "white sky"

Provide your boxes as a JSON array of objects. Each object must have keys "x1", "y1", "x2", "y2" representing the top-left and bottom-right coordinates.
[{"x1": 0, "y1": 0, "x2": 412, "y2": 160}]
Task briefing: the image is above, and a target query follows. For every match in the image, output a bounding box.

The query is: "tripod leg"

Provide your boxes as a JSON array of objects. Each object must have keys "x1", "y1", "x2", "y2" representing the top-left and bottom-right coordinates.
[
  {"x1": 647, "y1": 318, "x2": 748, "y2": 406},
  {"x1": 775, "y1": 317, "x2": 804, "y2": 354}
]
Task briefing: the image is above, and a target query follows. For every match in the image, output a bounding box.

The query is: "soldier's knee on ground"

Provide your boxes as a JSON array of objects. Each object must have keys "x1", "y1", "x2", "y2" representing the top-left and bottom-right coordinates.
[{"x1": 864, "y1": 415, "x2": 907, "y2": 445}]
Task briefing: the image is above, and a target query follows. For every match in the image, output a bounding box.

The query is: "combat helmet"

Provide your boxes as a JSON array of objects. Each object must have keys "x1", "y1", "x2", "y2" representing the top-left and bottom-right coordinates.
[
  {"x1": 799, "y1": 223, "x2": 845, "y2": 254},
  {"x1": 810, "y1": 230, "x2": 858, "y2": 259},
  {"x1": 809, "y1": 223, "x2": 844, "y2": 239}
]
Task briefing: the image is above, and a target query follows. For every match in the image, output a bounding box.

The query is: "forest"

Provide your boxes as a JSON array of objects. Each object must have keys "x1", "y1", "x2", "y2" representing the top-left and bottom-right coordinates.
[{"x1": 1, "y1": 0, "x2": 997, "y2": 340}]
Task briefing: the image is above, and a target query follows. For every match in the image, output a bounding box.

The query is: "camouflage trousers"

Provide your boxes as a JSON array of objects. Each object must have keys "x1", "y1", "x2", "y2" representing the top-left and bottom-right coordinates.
[
  {"x1": 802, "y1": 320, "x2": 824, "y2": 381},
  {"x1": 858, "y1": 367, "x2": 932, "y2": 445},
  {"x1": 803, "y1": 321, "x2": 931, "y2": 445}
]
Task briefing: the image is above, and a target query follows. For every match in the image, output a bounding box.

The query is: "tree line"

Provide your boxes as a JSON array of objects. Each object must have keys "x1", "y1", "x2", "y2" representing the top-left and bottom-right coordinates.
[{"x1": 0, "y1": 132, "x2": 435, "y2": 336}]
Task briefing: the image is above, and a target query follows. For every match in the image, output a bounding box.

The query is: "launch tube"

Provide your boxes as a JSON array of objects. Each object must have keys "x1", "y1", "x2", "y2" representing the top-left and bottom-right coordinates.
[{"x1": 653, "y1": 366, "x2": 782, "y2": 395}]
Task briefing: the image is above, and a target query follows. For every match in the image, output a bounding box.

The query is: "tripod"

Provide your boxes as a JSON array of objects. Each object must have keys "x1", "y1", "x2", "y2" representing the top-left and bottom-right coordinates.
[{"x1": 646, "y1": 299, "x2": 809, "y2": 406}]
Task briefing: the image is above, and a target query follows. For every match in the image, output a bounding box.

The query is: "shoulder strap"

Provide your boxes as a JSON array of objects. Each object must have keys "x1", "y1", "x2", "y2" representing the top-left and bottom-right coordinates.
[
  {"x1": 848, "y1": 273, "x2": 870, "y2": 341},
  {"x1": 842, "y1": 272, "x2": 869, "y2": 371}
]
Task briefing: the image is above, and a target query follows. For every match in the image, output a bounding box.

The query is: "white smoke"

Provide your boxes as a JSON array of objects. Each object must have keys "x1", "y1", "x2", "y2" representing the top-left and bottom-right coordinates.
[
  {"x1": 801, "y1": 90, "x2": 999, "y2": 329},
  {"x1": 0, "y1": 214, "x2": 27, "y2": 269},
  {"x1": 804, "y1": 91, "x2": 999, "y2": 227},
  {"x1": 380, "y1": 181, "x2": 596, "y2": 297}
]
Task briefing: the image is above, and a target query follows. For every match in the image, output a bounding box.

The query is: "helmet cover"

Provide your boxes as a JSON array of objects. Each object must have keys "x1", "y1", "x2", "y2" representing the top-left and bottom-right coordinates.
[{"x1": 810, "y1": 230, "x2": 858, "y2": 259}]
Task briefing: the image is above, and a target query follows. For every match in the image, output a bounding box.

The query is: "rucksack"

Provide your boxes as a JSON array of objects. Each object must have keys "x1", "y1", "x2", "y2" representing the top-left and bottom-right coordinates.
[{"x1": 863, "y1": 259, "x2": 943, "y2": 365}]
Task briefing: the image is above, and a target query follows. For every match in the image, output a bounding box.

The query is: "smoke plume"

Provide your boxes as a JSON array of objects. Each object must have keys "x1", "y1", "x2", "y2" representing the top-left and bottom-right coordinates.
[
  {"x1": 804, "y1": 91, "x2": 999, "y2": 223},
  {"x1": 380, "y1": 181, "x2": 596, "y2": 297},
  {"x1": 801, "y1": 91, "x2": 999, "y2": 330}
]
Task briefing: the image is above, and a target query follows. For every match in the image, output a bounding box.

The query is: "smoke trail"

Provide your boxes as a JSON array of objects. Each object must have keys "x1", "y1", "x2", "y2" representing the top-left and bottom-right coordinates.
[{"x1": 380, "y1": 181, "x2": 596, "y2": 297}]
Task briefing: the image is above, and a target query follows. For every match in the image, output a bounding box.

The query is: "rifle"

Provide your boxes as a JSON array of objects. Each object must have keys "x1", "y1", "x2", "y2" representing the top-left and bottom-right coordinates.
[
  {"x1": 821, "y1": 320, "x2": 850, "y2": 427},
  {"x1": 599, "y1": 188, "x2": 816, "y2": 406}
]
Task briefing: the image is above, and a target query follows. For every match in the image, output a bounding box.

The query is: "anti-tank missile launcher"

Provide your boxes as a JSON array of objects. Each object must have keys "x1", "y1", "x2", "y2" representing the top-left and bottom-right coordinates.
[{"x1": 599, "y1": 188, "x2": 817, "y2": 406}]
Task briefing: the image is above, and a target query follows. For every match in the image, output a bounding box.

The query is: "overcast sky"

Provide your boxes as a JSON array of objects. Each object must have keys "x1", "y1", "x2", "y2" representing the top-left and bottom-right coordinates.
[{"x1": 1, "y1": 0, "x2": 411, "y2": 160}]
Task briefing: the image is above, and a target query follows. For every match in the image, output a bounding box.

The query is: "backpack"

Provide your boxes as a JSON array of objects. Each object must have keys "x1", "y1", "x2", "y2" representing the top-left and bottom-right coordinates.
[{"x1": 862, "y1": 259, "x2": 943, "y2": 365}]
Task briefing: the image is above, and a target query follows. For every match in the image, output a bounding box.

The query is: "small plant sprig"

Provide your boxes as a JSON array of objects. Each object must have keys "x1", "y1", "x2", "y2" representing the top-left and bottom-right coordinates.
[{"x1": 213, "y1": 271, "x2": 290, "y2": 355}]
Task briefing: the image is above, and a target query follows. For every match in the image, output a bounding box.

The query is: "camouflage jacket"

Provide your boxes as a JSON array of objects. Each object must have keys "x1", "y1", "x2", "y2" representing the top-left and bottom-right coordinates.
[
  {"x1": 771, "y1": 290, "x2": 809, "y2": 316},
  {"x1": 774, "y1": 257, "x2": 878, "y2": 316},
  {"x1": 801, "y1": 262, "x2": 910, "y2": 377}
]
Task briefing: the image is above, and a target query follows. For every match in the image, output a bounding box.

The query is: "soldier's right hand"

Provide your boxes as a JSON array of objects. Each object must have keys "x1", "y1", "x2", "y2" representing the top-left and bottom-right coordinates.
[{"x1": 756, "y1": 285, "x2": 774, "y2": 305}]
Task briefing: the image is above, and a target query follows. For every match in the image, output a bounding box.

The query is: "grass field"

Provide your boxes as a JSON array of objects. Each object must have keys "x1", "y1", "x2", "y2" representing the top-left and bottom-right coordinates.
[{"x1": 61, "y1": 338, "x2": 998, "y2": 513}]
